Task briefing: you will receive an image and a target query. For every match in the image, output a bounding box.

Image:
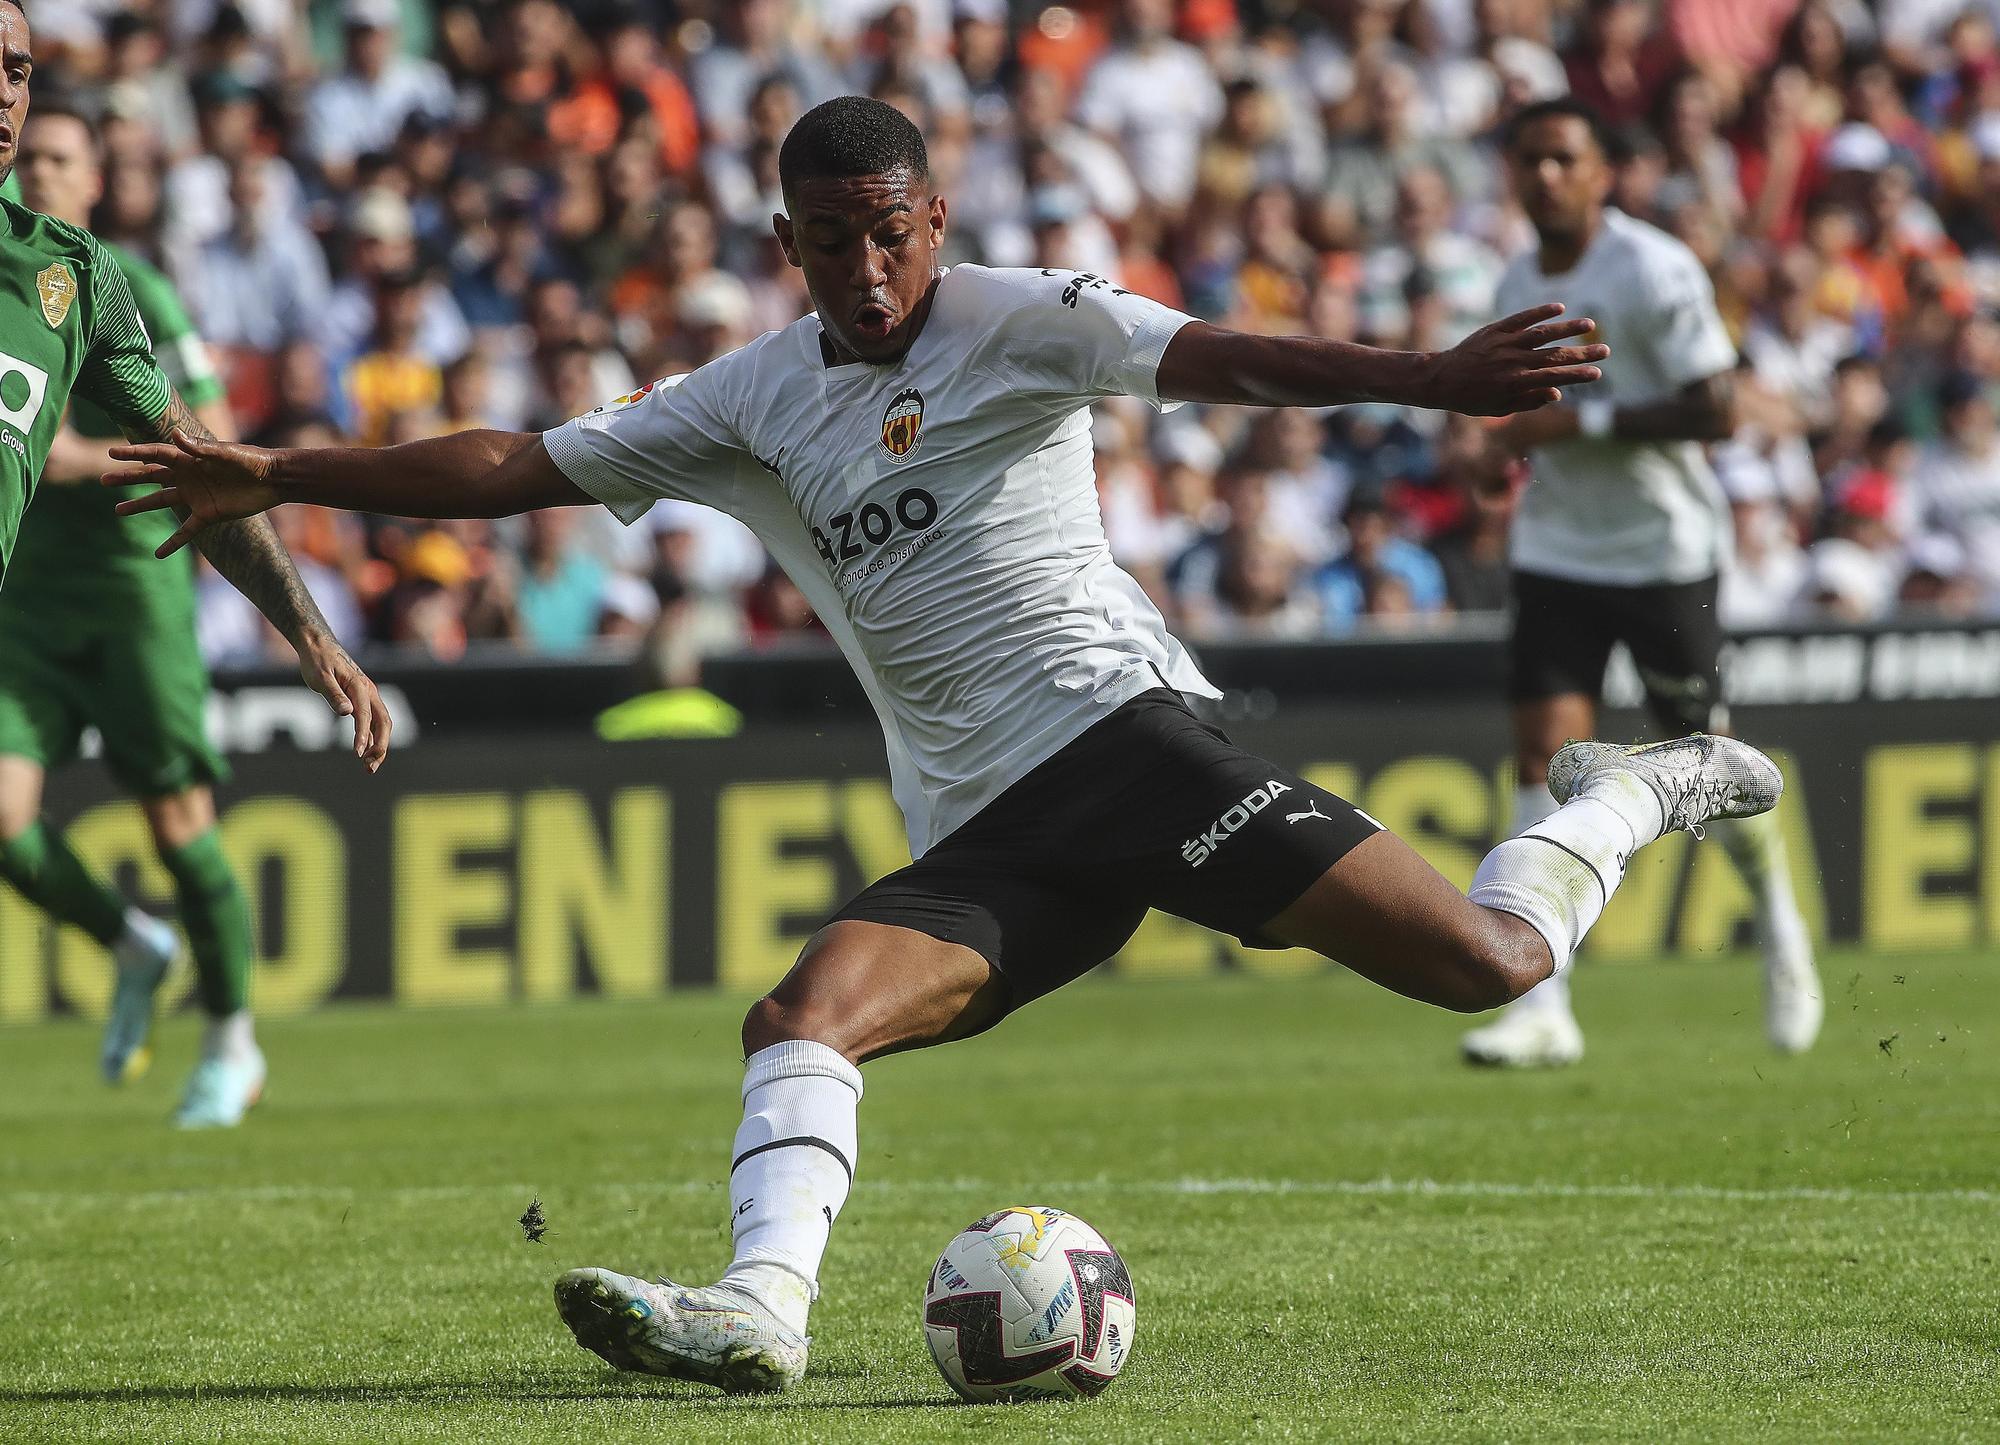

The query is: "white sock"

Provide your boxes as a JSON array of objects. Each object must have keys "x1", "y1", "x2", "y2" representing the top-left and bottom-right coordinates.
[
  {"x1": 1716, "y1": 814, "x2": 1788, "y2": 912},
  {"x1": 114, "y1": 907, "x2": 171, "y2": 964},
  {"x1": 201, "y1": 1009, "x2": 256, "y2": 1063},
  {"x1": 721, "y1": 1040, "x2": 862, "y2": 1333},
  {"x1": 1491, "y1": 786, "x2": 1570, "y2": 1015},
  {"x1": 1470, "y1": 785, "x2": 1641, "y2": 977}
]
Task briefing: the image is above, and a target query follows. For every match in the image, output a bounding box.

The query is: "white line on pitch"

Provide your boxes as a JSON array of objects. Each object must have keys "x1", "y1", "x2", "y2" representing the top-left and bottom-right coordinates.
[{"x1": 5, "y1": 1176, "x2": 1997, "y2": 1209}]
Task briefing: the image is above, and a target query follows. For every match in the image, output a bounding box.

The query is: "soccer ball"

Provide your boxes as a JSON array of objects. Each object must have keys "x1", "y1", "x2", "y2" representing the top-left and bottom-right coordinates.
[{"x1": 923, "y1": 1206, "x2": 1136, "y2": 1403}]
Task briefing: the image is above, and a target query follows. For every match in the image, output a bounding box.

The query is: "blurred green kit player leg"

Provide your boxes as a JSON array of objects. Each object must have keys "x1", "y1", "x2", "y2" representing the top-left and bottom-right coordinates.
[{"x1": 0, "y1": 212, "x2": 256, "y2": 1082}]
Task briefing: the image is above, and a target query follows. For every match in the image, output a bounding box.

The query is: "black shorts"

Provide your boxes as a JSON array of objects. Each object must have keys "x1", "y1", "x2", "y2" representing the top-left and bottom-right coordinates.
[
  {"x1": 828, "y1": 690, "x2": 1380, "y2": 1008},
  {"x1": 1508, "y1": 570, "x2": 1726, "y2": 736}
]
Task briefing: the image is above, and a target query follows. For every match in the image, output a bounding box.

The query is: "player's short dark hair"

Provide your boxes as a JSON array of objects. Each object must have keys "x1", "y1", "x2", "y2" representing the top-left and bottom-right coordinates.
[
  {"x1": 778, "y1": 96, "x2": 929, "y2": 203},
  {"x1": 1503, "y1": 98, "x2": 1613, "y2": 158}
]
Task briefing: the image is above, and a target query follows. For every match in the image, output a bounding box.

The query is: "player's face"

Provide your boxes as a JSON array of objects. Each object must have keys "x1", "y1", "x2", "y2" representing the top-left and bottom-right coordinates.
[
  {"x1": 1508, "y1": 115, "x2": 1611, "y2": 241},
  {"x1": 0, "y1": 2, "x2": 32, "y2": 184},
  {"x1": 17, "y1": 114, "x2": 100, "y2": 225},
  {"x1": 775, "y1": 168, "x2": 948, "y2": 365}
]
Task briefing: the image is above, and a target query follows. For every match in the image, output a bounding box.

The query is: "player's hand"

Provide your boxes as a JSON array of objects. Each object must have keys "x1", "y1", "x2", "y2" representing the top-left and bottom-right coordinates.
[
  {"x1": 102, "y1": 430, "x2": 283, "y2": 557},
  {"x1": 298, "y1": 630, "x2": 392, "y2": 773},
  {"x1": 1425, "y1": 304, "x2": 1609, "y2": 417}
]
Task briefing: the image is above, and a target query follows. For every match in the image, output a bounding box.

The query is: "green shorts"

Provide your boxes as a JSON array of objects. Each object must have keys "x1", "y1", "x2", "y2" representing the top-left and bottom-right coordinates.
[{"x1": 0, "y1": 605, "x2": 228, "y2": 797}]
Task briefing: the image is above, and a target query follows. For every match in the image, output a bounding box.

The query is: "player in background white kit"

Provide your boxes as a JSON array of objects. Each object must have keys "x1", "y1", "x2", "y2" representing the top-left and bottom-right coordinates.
[
  {"x1": 1463, "y1": 99, "x2": 1823, "y2": 1070},
  {"x1": 109, "y1": 98, "x2": 1787, "y2": 1394}
]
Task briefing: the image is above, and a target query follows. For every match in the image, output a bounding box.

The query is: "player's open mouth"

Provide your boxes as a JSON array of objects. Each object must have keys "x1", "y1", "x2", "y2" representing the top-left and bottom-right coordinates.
[{"x1": 852, "y1": 306, "x2": 896, "y2": 341}]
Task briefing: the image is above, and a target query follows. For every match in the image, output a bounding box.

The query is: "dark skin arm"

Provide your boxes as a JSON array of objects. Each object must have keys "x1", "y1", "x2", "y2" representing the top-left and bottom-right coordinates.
[
  {"x1": 135, "y1": 395, "x2": 391, "y2": 770},
  {"x1": 1155, "y1": 304, "x2": 1609, "y2": 414},
  {"x1": 104, "y1": 427, "x2": 583, "y2": 549},
  {"x1": 105, "y1": 306, "x2": 1605, "y2": 542},
  {"x1": 1491, "y1": 371, "x2": 1737, "y2": 452}
]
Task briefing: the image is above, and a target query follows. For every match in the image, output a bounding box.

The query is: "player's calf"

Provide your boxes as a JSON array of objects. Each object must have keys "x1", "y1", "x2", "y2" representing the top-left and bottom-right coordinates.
[
  {"x1": 1264, "y1": 832, "x2": 1554, "y2": 1013},
  {"x1": 556, "y1": 922, "x2": 1003, "y2": 1388}
]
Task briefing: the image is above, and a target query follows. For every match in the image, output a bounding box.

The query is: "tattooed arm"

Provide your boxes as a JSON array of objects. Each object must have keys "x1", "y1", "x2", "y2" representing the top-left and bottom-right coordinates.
[
  {"x1": 72, "y1": 235, "x2": 391, "y2": 770},
  {"x1": 133, "y1": 394, "x2": 391, "y2": 770}
]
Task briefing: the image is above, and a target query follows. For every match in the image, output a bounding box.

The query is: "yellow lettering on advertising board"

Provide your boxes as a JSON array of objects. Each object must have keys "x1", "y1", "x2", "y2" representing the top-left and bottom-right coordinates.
[
  {"x1": 839, "y1": 779, "x2": 911, "y2": 883},
  {"x1": 718, "y1": 781, "x2": 838, "y2": 993},
  {"x1": 1986, "y1": 746, "x2": 2000, "y2": 944},
  {"x1": 221, "y1": 798, "x2": 345, "y2": 1016},
  {"x1": 394, "y1": 793, "x2": 514, "y2": 1005},
  {"x1": 1362, "y1": 756, "x2": 1491, "y2": 891},
  {"x1": 1864, "y1": 744, "x2": 1977, "y2": 951},
  {"x1": 518, "y1": 789, "x2": 668, "y2": 1001},
  {"x1": 0, "y1": 889, "x2": 46, "y2": 1022}
]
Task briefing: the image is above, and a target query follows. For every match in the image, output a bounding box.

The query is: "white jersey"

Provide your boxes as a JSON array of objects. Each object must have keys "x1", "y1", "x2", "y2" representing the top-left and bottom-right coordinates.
[
  {"x1": 543, "y1": 264, "x2": 1217, "y2": 855},
  {"x1": 1494, "y1": 209, "x2": 1739, "y2": 586}
]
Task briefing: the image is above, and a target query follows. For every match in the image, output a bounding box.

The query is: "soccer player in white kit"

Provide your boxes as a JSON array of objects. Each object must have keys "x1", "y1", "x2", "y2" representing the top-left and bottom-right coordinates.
[
  {"x1": 1462, "y1": 99, "x2": 1823, "y2": 1070},
  {"x1": 110, "y1": 98, "x2": 1786, "y2": 1393}
]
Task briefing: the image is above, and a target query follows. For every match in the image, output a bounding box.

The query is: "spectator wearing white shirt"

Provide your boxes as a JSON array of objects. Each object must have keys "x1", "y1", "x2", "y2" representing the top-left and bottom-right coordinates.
[
  {"x1": 166, "y1": 73, "x2": 306, "y2": 254},
  {"x1": 185, "y1": 154, "x2": 332, "y2": 355},
  {"x1": 1715, "y1": 446, "x2": 1809, "y2": 626},
  {"x1": 1324, "y1": 57, "x2": 1485, "y2": 246},
  {"x1": 303, "y1": 0, "x2": 456, "y2": 188},
  {"x1": 1912, "y1": 373, "x2": 2000, "y2": 596},
  {"x1": 1742, "y1": 250, "x2": 1854, "y2": 430},
  {"x1": 690, "y1": 0, "x2": 843, "y2": 151},
  {"x1": 1075, "y1": 0, "x2": 1224, "y2": 213},
  {"x1": 859, "y1": 3, "x2": 970, "y2": 121},
  {"x1": 1359, "y1": 167, "x2": 1503, "y2": 344}
]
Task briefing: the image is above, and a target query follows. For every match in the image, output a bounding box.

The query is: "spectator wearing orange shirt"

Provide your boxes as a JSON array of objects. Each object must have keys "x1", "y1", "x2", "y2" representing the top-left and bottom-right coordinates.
[{"x1": 549, "y1": 12, "x2": 700, "y2": 175}]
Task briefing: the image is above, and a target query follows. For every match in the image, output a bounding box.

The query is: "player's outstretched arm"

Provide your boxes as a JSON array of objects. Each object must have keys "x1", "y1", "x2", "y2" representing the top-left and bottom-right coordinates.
[
  {"x1": 121, "y1": 395, "x2": 394, "y2": 771},
  {"x1": 103, "y1": 425, "x2": 588, "y2": 547},
  {"x1": 1153, "y1": 304, "x2": 1609, "y2": 416}
]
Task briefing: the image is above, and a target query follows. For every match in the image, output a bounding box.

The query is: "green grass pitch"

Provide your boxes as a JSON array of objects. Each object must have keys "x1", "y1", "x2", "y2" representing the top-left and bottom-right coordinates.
[{"x1": 2, "y1": 949, "x2": 1995, "y2": 1443}]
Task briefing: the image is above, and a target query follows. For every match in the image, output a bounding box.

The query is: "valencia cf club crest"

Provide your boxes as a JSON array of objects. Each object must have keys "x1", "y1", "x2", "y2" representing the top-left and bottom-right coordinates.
[
  {"x1": 37, "y1": 262, "x2": 76, "y2": 328},
  {"x1": 880, "y1": 387, "x2": 925, "y2": 462}
]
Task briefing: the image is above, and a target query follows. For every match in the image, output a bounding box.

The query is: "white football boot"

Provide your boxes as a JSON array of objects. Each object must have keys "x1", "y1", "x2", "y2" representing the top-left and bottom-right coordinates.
[
  {"x1": 1761, "y1": 898, "x2": 1822, "y2": 1054},
  {"x1": 101, "y1": 909, "x2": 179, "y2": 1085},
  {"x1": 1463, "y1": 736, "x2": 1784, "y2": 1069},
  {"x1": 1461, "y1": 998, "x2": 1586, "y2": 1068},
  {"x1": 554, "y1": 1267, "x2": 809, "y2": 1393},
  {"x1": 173, "y1": 1046, "x2": 266, "y2": 1129},
  {"x1": 1546, "y1": 734, "x2": 1784, "y2": 839}
]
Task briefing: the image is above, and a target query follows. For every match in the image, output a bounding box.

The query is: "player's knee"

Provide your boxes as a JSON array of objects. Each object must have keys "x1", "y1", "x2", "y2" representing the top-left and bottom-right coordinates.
[
  {"x1": 143, "y1": 788, "x2": 214, "y2": 853},
  {"x1": 741, "y1": 993, "x2": 856, "y2": 1061},
  {"x1": 1445, "y1": 926, "x2": 1549, "y2": 1012}
]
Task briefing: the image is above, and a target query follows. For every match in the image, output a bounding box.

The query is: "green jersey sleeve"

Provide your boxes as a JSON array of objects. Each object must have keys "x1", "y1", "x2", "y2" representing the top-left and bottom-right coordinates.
[
  {"x1": 72, "y1": 233, "x2": 174, "y2": 438},
  {"x1": 120, "y1": 251, "x2": 224, "y2": 408}
]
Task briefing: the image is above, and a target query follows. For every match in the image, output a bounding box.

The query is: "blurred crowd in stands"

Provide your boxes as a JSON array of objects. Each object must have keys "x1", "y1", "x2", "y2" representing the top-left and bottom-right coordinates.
[{"x1": 26, "y1": 0, "x2": 2000, "y2": 675}]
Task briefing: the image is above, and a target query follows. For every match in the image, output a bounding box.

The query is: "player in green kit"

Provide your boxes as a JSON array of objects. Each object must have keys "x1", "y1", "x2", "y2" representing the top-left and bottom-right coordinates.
[
  {"x1": 1, "y1": 102, "x2": 268, "y2": 1125},
  {"x1": 0, "y1": 2, "x2": 392, "y2": 1121}
]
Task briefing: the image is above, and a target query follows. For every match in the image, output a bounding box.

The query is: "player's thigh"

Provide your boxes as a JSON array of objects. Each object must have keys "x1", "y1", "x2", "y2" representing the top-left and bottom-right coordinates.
[
  {"x1": 1103, "y1": 716, "x2": 1379, "y2": 949},
  {"x1": 1098, "y1": 711, "x2": 1544, "y2": 1010},
  {"x1": 89, "y1": 615, "x2": 229, "y2": 799},
  {"x1": 1260, "y1": 830, "x2": 1547, "y2": 1011},
  {"x1": 1509, "y1": 571, "x2": 1617, "y2": 769},
  {"x1": 0, "y1": 754, "x2": 47, "y2": 839},
  {"x1": 1615, "y1": 574, "x2": 1725, "y2": 737},
  {"x1": 0, "y1": 630, "x2": 85, "y2": 832},
  {"x1": 757, "y1": 864, "x2": 1148, "y2": 1064}
]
